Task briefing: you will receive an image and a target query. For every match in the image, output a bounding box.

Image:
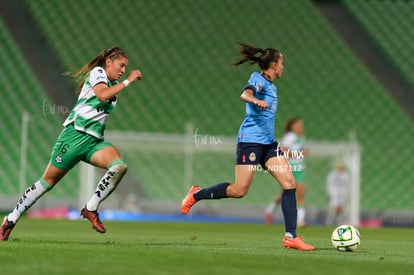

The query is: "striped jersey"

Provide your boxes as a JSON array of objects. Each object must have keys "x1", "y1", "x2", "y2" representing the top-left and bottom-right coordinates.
[
  {"x1": 63, "y1": 66, "x2": 118, "y2": 139},
  {"x1": 280, "y1": 131, "x2": 306, "y2": 171}
]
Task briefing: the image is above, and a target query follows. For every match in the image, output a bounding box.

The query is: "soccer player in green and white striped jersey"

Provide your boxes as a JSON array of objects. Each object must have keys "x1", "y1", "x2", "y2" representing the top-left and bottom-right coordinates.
[{"x1": 1, "y1": 47, "x2": 142, "y2": 240}]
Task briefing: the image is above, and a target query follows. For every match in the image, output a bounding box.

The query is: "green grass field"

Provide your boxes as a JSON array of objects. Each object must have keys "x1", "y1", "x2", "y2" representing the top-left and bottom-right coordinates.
[{"x1": 1, "y1": 219, "x2": 413, "y2": 275}]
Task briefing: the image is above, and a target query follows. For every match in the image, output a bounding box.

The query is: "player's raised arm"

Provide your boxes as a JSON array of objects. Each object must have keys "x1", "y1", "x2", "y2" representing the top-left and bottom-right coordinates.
[
  {"x1": 240, "y1": 88, "x2": 268, "y2": 110},
  {"x1": 94, "y1": 69, "x2": 142, "y2": 101}
]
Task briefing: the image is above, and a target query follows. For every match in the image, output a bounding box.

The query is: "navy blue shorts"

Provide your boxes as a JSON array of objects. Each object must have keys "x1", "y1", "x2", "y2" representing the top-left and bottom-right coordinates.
[{"x1": 236, "y1": 142, "x2": 284, "y2": 168}]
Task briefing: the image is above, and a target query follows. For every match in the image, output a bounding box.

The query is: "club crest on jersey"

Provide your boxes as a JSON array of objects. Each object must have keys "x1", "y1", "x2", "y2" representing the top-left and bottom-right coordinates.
[
  {"x1": 55, "y1": 154, "x2": 63, "y2": 163},
  {"x1": 257, "y1": 84, "x2": 262, "y2": 91},
  {"x1": 249, "y1": 152, "x2": 256, "y2": 162}
]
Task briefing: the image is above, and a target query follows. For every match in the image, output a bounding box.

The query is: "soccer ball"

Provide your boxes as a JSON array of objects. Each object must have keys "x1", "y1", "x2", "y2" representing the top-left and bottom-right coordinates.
[{"x1": 331, "y1": 225, "x2": 361, "y2": 252}]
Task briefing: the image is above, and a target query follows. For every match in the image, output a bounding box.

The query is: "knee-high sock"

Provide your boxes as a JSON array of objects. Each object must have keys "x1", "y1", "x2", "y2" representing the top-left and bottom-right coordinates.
[
  {"x1": 193, "y1": 182, "x2": 230, "y2": 200},
  {"x1": 7, "y1": 178, "x2": 52, "y2": 223},
  {"x1": 86, "y1": 159, "x2": 127, "y2": 211},
  {"x1": 281, "y1": 189, "x2": 297, "y2": 238}
]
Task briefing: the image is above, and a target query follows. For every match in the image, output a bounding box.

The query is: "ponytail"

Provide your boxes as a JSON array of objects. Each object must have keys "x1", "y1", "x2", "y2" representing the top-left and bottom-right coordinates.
[
  {"x1": 233, "y1": 42, "x2": 281, "y2": 70},
  {"x1": 66, "y1": 46, "x2": 127, "y2": 91}
]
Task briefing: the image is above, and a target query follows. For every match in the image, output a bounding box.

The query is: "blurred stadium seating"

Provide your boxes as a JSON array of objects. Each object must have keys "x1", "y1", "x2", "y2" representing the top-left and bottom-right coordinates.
[
  {"x1": 0, "y1": 17, "x2": 79, "y2": 200},
  {"x1": 344, "y1": 0, "x2": 414, "y2": 86},
  {"x1": 1, "y1": 0, "x2": 412, "y2": 216}
]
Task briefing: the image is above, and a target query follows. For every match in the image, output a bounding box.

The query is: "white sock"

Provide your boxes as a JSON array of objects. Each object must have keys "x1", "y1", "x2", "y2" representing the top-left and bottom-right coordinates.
[
  {"x1": 265, "y1": 201, "x2": 277, "y2": 214},
  {"x1": 285, "y1": 232, "x2": 294, "y2": 239},
  {"x1": 297, "y1": 207, "x2": 306, "y2": 224},
  {"x1": 7, "y1": 179, "x2": 52, "y2": 223},
  {"x1": 86, "y1": 161, "x2": 127, "y2": 211}
]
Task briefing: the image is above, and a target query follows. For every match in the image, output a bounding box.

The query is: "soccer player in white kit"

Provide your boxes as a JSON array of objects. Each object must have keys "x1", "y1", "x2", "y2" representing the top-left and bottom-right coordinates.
[{"x1": 326, "y1": 163, "x2": 349, "y2": 225}]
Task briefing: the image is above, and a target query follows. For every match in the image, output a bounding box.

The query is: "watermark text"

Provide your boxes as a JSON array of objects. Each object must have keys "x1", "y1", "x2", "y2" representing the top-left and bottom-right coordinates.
[
  {"x1": 193, "y1": 128, "x2": 222, "y2": 148},
  {"x1": 42, "y1": 98, "x2": 70, "y2": 117}
]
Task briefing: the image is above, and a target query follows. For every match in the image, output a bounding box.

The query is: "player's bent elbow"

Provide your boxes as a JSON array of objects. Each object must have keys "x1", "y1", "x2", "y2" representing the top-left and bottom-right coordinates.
[
  {"x1": 239, "y1": 94, "x2": 251, "y2": 103},
  {"x1": 96, "y1": 94, "x2": 110, "y2": 102}
]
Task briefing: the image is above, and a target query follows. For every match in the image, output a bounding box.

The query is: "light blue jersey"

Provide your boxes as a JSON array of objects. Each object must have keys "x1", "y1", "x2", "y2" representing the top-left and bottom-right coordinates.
[{"x1": 237, "y1": 72, "x2": 278, "y2": 144}]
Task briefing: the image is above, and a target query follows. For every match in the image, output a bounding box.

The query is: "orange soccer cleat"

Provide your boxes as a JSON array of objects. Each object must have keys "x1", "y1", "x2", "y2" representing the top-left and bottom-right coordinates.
[
  {"x1": 282, "y1": 235, "x2": 314, "y2": 251},
  {"x1": 180, "y1": 186, "x2": 201, "y2": 215}
]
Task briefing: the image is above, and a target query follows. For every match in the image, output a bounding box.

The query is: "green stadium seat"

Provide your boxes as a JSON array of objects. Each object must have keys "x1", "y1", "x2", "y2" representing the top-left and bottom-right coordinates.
[
  {"x1": 345, "y1": 0, "x2": 414, "y2": 86},
  {"x1": 0, "y1": 17, "x2": 79, "y2": 198}
]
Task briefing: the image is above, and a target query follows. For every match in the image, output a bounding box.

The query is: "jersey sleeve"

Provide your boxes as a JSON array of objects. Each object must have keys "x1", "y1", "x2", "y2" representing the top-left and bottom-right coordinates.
[
  {"x1": 89, "y1": 66, "x2": 108, "y2": 87},
  {"x1": 280, "y1": 132, "x2": 296, "y2": 148},
  {"x1": 241, "y1": 72, "x2": 265, "y2": 95}
]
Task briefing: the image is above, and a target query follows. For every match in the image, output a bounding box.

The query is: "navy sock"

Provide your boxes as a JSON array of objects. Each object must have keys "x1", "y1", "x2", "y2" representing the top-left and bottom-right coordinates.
[
  {"x1": 193, "y1": 182, "x2": 230, "y2": 200},
  {"x1": 281, "y1": 189, "x2": 297, "y2": 238}
]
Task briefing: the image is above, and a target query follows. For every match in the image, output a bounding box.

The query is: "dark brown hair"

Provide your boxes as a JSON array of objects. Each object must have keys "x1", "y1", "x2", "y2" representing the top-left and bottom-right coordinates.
[
  {"x1": 233, "y1": 42, "x2": 281, "y2": 70},
  {"x1": 284, "y1": 117, "x2": 301, "y2": 133},
  {"x1": 66, "y1": 46, "x2": 127, "y2": 90}
]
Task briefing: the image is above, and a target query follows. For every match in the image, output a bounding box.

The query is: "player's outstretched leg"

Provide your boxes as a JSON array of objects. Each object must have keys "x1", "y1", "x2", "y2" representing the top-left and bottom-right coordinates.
[
  {"x1": 280, "y1": 189, "x2": 313, "y2": 251},
  {"x1": 181, "y1": 182, "x2": 231, "y2": 215},
  {"x1": 265, "y1": 156, "x2": 314, "y2": 251},
  {"x1": 0, "y1": 178, "x2": 52, "y2": 241},
  {"x1": 81, "y1": 159, "x2": 127, "y2": 233}
]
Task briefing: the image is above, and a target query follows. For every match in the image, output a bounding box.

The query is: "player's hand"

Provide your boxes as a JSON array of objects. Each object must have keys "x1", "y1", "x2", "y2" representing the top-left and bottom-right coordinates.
[
  {"x1": 254, "y1": 100, "x2": 268, "y2": 110},
  {"x1": 127, "y1": 70, "x2": 142, "y2": 84}
]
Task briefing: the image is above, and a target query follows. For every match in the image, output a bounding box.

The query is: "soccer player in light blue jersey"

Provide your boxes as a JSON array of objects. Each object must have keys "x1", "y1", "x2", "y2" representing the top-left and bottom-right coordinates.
[
  {"x1": 181, "y1": 43, "x2": 314, "y2": 251},
  {"x1": 1, "y1": 47, "x2": 142, "y2": 241}
]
